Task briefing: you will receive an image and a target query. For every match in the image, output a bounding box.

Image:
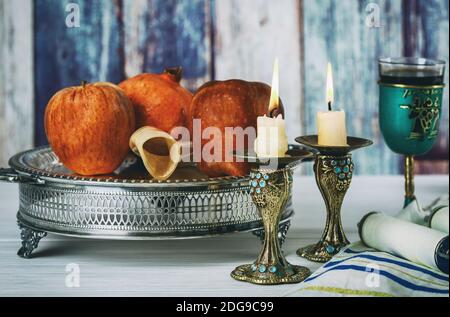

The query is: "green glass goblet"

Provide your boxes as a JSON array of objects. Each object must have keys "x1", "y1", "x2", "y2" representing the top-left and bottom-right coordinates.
[{"x1": 378, "y1": 57, "x2": 446, "y2": 207}]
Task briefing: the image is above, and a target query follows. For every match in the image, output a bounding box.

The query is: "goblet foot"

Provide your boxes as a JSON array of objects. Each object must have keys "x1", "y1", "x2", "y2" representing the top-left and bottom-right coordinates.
[
  {"x1": 296, "y1": 239, "x2": 348, "y2": 263},
  {"x1": 231, "y1": 263, "x2": 310, "y2": 285}
]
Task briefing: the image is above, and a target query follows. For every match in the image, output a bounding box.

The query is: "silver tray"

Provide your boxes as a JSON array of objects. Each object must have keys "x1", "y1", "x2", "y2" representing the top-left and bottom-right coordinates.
[{"x1": 0, "y1": 147, "x2": 294, "y2": 257}]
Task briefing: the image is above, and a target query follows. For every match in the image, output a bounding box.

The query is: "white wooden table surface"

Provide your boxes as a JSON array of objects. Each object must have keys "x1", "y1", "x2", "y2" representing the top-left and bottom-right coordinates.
[{"x1": 0, "y1": 174, "x2": 448, "y2": 297}]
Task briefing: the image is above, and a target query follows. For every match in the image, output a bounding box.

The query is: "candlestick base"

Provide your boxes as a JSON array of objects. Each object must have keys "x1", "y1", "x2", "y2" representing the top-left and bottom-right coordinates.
[
  {"x1": 296, "y1": 239, "x2": 349, "y2": 263},
  {"x1": 231, "y1": 263, "x2": 310, "y2": 285}
]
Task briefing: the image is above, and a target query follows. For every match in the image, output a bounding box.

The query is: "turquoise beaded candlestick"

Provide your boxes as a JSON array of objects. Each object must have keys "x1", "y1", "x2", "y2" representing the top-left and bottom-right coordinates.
[
  {"x1": 295, "y1": 135, "x2": 372, "y2": 263},
  {"x1": 231, "y1": 147, "x2": 313, "y2": 285}
]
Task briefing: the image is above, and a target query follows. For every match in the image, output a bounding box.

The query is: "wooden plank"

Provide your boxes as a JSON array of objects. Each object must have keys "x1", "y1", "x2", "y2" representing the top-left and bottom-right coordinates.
[
  {"x1": 122, "y1": 0, "x2": 212, "y2": 91},
  {"x1": 402, "y1": 0, "x2": 449, "y2": 172},
  {"x1": 213, "y1": 0, "x2": 303, "y2": 143},
  {"x1": 34, "y1": 0, "x2": 125, "y2": 146},
  {"x1": 303, "y1": 0, "x2": 404, "y2": 174},
  {"x1": 0, "y1": 0, "x2": 34, "y2": 166}
]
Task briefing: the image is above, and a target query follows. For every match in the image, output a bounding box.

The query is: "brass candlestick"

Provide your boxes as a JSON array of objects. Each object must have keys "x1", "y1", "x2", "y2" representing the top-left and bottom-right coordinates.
[
  {"x1": 231, "y1": 147, "x2": 313, "y2": 285},
  {"x1": 295, "y1": 136, "x2": 372, "y2": 263}
]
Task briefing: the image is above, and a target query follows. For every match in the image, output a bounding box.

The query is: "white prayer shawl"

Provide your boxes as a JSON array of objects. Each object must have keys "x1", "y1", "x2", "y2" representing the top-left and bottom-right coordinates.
[{"x1": 283, "y1": 242, "x2": 449, "y2": 297}]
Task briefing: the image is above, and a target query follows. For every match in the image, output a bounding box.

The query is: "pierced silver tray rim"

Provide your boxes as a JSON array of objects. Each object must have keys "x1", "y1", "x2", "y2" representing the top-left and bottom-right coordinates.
[
  {"x1": 9, "y1": 146, "x2": 250, "y2": 188},
  {"x1": 4, "y1": 146, "x2": 295, "y2": 246}
]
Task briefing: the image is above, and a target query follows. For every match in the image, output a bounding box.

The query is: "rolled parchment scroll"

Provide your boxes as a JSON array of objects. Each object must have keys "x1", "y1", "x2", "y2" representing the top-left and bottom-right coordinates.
[
  {"x1": 129, "y1": 126, "x2": 181, "y2": 181},
  {"x1": 429, "y1": 206, "x2": 449, "y2": 234},
  {"x1": 359, "y1": 212, "x2": 449, "y2": 274}
]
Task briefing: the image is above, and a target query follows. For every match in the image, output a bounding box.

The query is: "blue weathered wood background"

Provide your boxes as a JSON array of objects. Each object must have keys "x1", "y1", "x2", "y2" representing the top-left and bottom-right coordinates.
[{"x1": 0, "y1": 0, "x2": 448, "y2": 174}]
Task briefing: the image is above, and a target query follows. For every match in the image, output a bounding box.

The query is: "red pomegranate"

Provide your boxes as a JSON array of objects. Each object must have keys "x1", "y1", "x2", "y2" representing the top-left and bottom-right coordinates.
[
  {"x1": 119, "y1": 67, "x2": 193, "y2": 133},
  {"x1": 44, "y1": 82, "x2": 135, "y2": 175}
]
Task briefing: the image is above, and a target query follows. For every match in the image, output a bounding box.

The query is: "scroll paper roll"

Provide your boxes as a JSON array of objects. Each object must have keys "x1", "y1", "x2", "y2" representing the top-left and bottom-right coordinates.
[
  {"x1": 129, "y1": 126, "x2": 181, "y2": 181},
  {"x1": 359, "y1": 212, "x2": 449, "y2": 274},
  {"x1": 430, "y1": 206, "x2": 449, "y2": 234}
]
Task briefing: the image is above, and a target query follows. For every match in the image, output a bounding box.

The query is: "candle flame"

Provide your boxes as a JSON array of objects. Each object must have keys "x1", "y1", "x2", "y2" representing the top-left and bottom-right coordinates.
[
  {"x1": 326, "y1": 62, "x2": 334, "y2": 106},
  {"x1": 268, "y1": 58, "x2": 279, "y2": 114}
]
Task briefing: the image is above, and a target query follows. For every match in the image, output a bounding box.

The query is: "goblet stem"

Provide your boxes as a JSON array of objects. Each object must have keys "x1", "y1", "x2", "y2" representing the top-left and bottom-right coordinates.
[
  {"x1": 231, "y1": 168, "x2": 310, "y2": 285},
  {"x1": 297, "y1": 154, "x2": 353, "y2": 262},
  {"x1": 404, "y1": 155, "x2": 415, "y2": 207}
]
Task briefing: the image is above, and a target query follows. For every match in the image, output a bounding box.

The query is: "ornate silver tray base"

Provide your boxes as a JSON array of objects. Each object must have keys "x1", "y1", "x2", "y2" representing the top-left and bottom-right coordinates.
[{"x1": 0, "y1": 147, "x2": 294, "y2": 258}]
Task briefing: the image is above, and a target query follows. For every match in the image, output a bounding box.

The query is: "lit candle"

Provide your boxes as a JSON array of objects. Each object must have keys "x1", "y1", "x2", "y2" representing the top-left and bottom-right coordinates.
[
  {"x1": 317, "y1": 63, "x2": 348, "y2": 146},
  {"x1": 254, "y1": 59, "x2": 289, "y2": 157}
]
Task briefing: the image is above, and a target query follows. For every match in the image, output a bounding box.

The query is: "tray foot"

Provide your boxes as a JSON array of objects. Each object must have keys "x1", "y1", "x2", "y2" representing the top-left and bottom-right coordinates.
[
  {"x1": 252, "y1": 220, "x2": 291, "y2": 246},
  {"x1": 17, "y1": 223, "x2": 47, "y2": 259}
]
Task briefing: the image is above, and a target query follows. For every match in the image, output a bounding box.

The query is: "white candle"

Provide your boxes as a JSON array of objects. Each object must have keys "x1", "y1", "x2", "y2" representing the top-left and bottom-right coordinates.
[
  {"x1": 254, "y1": 114, "x2": 288, "y2": 157},
  {"x1": 317, "y1": 110, "x2": 348, "y2": 146},
  {"x1": 317, "y1": 63, "x2": 348, "y2": 146},
  {"x1": 254, "y1": 59, "x2": 289, "y2": 157}
]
